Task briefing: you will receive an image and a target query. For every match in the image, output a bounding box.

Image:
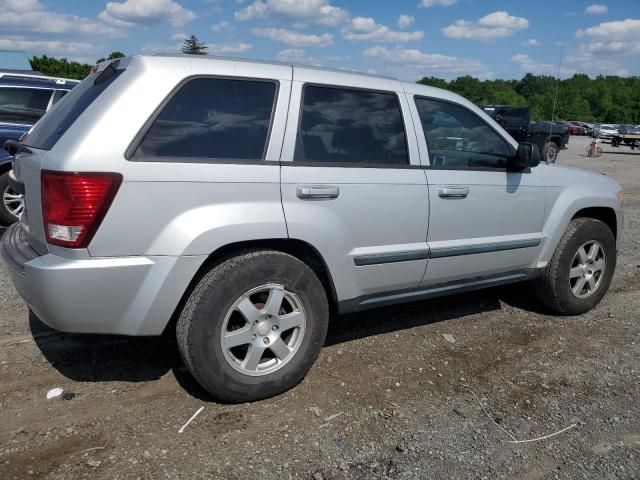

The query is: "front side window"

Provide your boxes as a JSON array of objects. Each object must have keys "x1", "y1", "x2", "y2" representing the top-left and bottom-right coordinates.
[
  {"x1": 0, "y1": 88, "x2": 52, "y2": 125},
  {"x1": 295, "y1": 85, "x2": 408, "y2": 166},
  {"x1": 134, "y1": 78, "x2": 277, "y2": 162},
  {"x1": 416, "y1": 98, "x2": 511, "y2": 169}
]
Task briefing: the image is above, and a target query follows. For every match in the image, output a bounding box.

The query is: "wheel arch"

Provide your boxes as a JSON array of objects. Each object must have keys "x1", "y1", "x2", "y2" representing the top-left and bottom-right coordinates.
[
  {"x1": 572, "y1": 206, "x2": 617, "y2": 240},
  {"x1": 539, "y1": 193, "x2": 621, "y2": 266},
  {"x1": 164, "y1": 238, "x2": 339, "y2": 335}
]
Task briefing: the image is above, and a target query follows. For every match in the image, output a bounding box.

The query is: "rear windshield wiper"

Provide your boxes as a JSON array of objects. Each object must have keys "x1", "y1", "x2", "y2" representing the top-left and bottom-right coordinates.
[{"x1": 3, "y1": 139, "x2": 32, "y2": 156}]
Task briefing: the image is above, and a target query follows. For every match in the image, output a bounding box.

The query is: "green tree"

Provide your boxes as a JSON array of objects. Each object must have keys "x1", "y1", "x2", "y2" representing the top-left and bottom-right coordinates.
[
  {"x1": 29, "y1": 55, "x2": 92, "y2": 80},
  {"x1": 96, "y1": 51, "x2": 126, "y2": 64},
  {"x1": 181, "y1": 35, "x2": 208, "y2": 55},
  {"x1": 417, "y1": 72, "x2": 640, "y2": 123}
]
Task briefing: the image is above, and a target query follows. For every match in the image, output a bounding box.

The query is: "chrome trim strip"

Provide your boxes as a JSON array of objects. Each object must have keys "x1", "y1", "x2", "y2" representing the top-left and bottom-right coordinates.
[
  {"x1": 354, "y1": 249, "x2": 430, "y2": 266},
  {"x1": 429, "y1": 238, "x2": 541, "y2": 259},
  {"x1": 353, "y1": 238, "x2": 541, "y2": 266}
]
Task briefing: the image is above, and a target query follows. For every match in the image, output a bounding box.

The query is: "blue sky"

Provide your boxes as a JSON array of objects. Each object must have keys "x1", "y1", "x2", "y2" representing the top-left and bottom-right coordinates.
[{"x1": 1, "y1": 0, "x2": 638, "y2": 80}]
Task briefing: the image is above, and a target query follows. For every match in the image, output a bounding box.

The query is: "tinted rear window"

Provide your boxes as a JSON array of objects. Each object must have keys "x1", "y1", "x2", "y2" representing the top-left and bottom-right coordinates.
[
  {"x1": 132, "y1": 77, "x2": 277, "y2": 162},
  {"x1": 294, "y1": 85, "x2": 408, "y2": 166},
  {"x1": 22, "y1": 66, "x2": 122, "y2": 150},
  {"x1": 0, "y1": 88, "x2": 52, "y2": 124}
]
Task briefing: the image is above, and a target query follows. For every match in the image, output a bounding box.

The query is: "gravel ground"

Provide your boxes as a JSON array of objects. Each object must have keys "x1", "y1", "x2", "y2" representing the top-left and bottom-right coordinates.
[{"x1": 0, "y1": 135, "x2": 638, "y2": 480}]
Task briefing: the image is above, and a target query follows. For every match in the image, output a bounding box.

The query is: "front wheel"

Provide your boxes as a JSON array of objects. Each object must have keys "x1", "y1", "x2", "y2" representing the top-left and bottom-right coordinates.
[
  {"x1": 541, "y1": 141, "x2": 559, "y2": 163},
  {"x1": 0, "y1": 171, "x2": 23, "y2": 226},
  {"x1": 535, "y1": 218, "x2": 616, "y2": 315},
  {"x1": 176, "y1": 250, "x2": 329, "y2": 402}
]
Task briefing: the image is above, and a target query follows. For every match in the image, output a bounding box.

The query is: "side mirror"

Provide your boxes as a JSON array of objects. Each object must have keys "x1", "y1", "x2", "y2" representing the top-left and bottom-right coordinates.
[{"x1": 509, "y1": 142, "x2": 541, "y2": 170}]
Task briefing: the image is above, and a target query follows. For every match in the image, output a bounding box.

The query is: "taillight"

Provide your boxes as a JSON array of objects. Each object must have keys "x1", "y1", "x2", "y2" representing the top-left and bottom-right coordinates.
[{"x1": 41, "y1": 171, "x2": 122, "y2": 248}]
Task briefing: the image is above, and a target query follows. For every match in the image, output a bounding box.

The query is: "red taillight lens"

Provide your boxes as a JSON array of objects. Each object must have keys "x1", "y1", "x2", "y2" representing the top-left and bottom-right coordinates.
[{"x1": 41, "y1": 171, "x2": 122, "y2": 248}]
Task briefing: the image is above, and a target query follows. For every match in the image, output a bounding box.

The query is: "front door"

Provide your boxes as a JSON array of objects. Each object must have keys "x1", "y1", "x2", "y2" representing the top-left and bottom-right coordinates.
[{"x1": 410, "y1": 96, "x2": 546, "y2": 286}]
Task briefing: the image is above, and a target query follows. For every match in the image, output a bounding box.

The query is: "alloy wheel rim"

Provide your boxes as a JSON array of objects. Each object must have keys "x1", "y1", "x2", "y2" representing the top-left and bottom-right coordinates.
[
  {"x1": 3, "y1": 185, "x2": 24, "y2": 219},
  {"x1": 547, "y1": 145, "x2": 557, "y2": 162},
  {"x1": 220, "y1": 284, "x2": 306, "y2": 376},
  {"x1": 569, "y1": 240, "x2": 606, "y2": 299}
]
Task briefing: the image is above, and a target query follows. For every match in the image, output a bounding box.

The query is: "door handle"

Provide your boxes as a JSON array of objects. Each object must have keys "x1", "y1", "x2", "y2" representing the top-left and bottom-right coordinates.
[
  {"x1": 296, "y1": 185, "x2": 340, "y2": 199},
  {"x1": 438, "y1": 186, "x2": 469, "y2": 198}
]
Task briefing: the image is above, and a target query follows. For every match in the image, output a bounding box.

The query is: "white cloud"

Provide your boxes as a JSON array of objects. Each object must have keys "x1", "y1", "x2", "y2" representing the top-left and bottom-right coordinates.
[
  {"x1": 524, "y1": 38, "x2": 540, "y2": 46},
  {"x1": 141, "y1": 42, "x2": 180, "y2": 54},
  {"x1": 419, "y1": 0, "x2": 456, "y2": 7},
  {"x1": 212, "y1": 21, "x2": 235, "y2": 33},
  {"x1": 171, "y1": 32, "x2": 187, "y2": 40},
  {"x1": 252, "y1": 27, "x2": 333, "y2": 47},
  {"x1": 511, "y1": 53, "x2": 574, "y2": 76},
  {"x1": 0, "y1": 35, "x2": 98, "y2": 57},
  {"x1": 442, "y1": 11, "x2": 529, "y2": 40},
  {"x1": 364, "y1": 45, "x2": 487, "y2": 79},
  {"x1": 343, "y1": 17, "x2": 423, "y2": 43},
  {"x1": 585, "y1": 4, "x2": 608, "y2": 15},
  {"x1": 397, "y1": 14, "x2": 415, "y2": 29},
  {"x1": 99, "y1": 0, "x2": 196, "y2": 28},
  {"x1": 0, "y1": 0, "x2": 120, "y2": 36},
  {"x1": 276, "y1": 48, "x2": 323, "y2": 66},
  {"x1": 235, "y1": 0, "x2": 348, "y2": 27},
  {"x1": 576, "y1": 18, "x2": 640, "y2": 55},
  {"x1": 208, "y1": 42, "x2": 252, "y2": 54}
]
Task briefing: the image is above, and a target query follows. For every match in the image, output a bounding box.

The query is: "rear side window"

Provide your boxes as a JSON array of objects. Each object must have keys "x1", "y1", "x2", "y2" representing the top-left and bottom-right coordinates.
[
  {"x1": 132, "y1": 78, "x2": 277, "y2": 162},
  {"x1": 0, "y1": 88, "x2": 52, "y2": 124},
  {"x1": 416, "y1": 97, "x2": 511, "y2": 170},
  {"x1": 294, "y1": 85, "x2": 408, "y2": 166},
  {"x1": 22, "y1": 65, "x2": 122, "y2": 150}
]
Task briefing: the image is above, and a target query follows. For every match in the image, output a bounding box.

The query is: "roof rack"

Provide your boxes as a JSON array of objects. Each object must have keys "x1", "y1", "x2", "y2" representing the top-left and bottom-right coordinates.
[{"x1": 0, "y1": 71, "x2": 80, "y2": 85}]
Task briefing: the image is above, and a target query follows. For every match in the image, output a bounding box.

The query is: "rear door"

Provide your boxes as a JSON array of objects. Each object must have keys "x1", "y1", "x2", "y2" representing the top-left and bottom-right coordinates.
[
  {"x1": 280, "y1": 68, "x2": 429, "y2": 303},
  {"x1": 407, "y1": 94, "x2": 546, "y2": 285}
]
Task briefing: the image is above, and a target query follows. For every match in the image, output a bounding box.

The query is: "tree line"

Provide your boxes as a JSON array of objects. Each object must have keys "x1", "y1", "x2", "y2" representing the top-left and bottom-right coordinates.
[{"x1": 418, "y1": 73, "x2": 640, "y2": 124}]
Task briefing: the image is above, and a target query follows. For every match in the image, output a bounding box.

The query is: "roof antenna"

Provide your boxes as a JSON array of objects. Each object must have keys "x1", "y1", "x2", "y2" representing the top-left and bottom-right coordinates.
[{"x1": 547, "y1": 44, "x2": 564, "y2": 164}]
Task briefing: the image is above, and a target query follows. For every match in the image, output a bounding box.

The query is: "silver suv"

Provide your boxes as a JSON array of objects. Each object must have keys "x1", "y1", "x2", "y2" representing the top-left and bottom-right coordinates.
[{"x1": 1, "y1": 56, "x2": 624, "y2": 402}]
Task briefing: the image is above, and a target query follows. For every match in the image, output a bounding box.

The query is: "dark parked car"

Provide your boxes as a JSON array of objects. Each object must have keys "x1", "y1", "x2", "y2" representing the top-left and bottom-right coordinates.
[
  {"x1": 568, "y1": 121, "x2": 587, "y2": 135},
  {"x1": 480, "y1": 105, "x2": 569, "y2": 162},
  {"x1": 0, "y1": 72, "x2": 79, "y2": 224}
]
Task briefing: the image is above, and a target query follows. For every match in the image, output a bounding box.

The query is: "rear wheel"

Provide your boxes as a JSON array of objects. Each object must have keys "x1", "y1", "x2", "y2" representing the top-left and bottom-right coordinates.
[
  {"x1": 0, "y1": 171, "x2": 23, "y2": 226},
  {"x1": 541, "y1": 141, "x2": 559, "y2": 163},
  {"x1": 535, "y1": 218, "x2": 616, "y2": 315},
  {"x1": 176, "y1": 250, "x2": 329, "y2": 402}
]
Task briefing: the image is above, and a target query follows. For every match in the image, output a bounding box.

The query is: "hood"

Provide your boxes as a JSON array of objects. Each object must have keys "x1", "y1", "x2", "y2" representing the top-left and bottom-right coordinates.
[{"x1": 540, "y1": 162, "x2": 621, "y2": 192}]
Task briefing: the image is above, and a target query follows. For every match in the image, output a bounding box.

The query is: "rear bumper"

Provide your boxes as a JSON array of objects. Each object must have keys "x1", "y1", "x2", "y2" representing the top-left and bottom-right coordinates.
[{"x1": 1, "y1": 223, "x2": 205, "y2": 335}]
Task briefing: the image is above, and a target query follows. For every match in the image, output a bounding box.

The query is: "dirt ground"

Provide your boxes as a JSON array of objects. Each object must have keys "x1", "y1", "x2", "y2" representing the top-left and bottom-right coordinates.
[{"x1": 1, "y1": 135, "x2": 638, "y2": 480}]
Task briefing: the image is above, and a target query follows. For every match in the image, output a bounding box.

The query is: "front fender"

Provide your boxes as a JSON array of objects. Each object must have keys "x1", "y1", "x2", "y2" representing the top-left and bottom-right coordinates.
[{"x1": 538, "y1": 185, "x2": 621, "y2": 265}]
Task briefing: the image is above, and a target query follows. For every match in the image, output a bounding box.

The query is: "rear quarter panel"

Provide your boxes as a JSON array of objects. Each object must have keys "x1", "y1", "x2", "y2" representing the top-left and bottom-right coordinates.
[{"x1": 40, "y1": 56, "x2": 292, "y2": 258}]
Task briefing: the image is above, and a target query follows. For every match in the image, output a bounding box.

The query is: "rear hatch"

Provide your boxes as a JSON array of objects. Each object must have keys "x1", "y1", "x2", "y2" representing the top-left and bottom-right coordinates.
[{"x1": 8, "y1": 59, "x2": 128, "y2": 254}]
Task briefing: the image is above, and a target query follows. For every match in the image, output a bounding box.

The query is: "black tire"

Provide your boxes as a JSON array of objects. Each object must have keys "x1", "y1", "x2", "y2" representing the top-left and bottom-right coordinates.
[
  {"x1": 176, "y1": 250, "x2": 329, "y2": 402},
  {"x1": 0, "y1": 171, "x2": 20, "y2": 226},
  {"x1": 535, "y1": 218, "x2": 616, "y2": 315},
  {"x1": 541, "y1": 141, "x2": 559, "y2": 163}
]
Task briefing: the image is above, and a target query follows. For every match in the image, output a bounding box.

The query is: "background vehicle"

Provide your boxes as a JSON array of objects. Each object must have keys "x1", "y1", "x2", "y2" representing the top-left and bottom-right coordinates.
[
  {"x1": 597, "y1": 124, "x2": 619, "y2": 140},
  {"x1": 2, "y1": 56, "x2": 623, "y2": 402},
  {"x1": 480, "y1": 105, "x2": 569, "y2": 162},
  {"x1": 0, "y1": 72, "x2": 79, "y2": 224},
  {"x1": 564, "y1": 121, "x2": 583, "y2": 136},
  {"x1": 611, "y1": 125, "x2": 640, "y2": 150}
]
